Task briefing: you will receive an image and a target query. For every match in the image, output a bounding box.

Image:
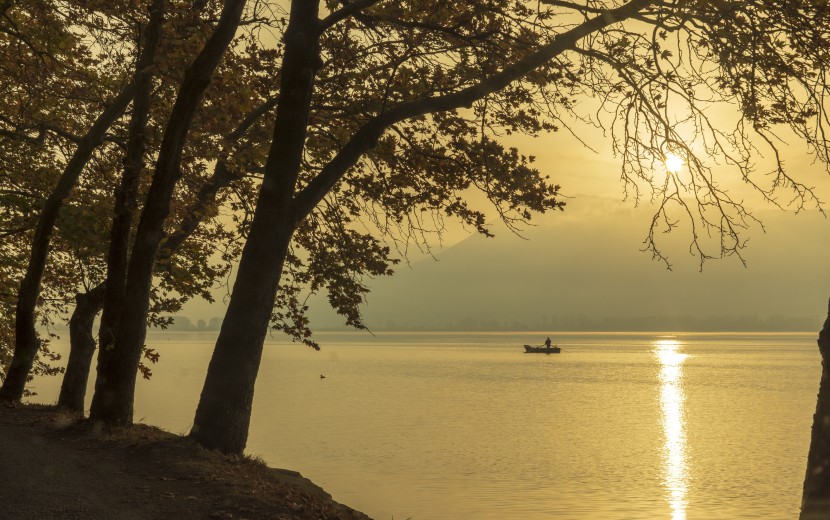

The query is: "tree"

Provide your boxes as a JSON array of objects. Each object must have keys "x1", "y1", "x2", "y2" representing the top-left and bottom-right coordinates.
[
  {"x1": 95, "y1": 0, "x2": 165, "y2": 394},
  {"x1": 55, "y1": 1, "x2": 281, "y2": 412},
  {"x1": 184, "y1": 0, "x2": 830, "y2": 456},
  {"x1": 5, "y1": 9, "x2": 830, "y2": 517},
  {"x1": 55, "y1": 0, "x2": 166, "y2": 412},
  {"x1": 88, "y1": 0, "x2": 249, "y2": 424},
  {"x1": 0, "y1": 0, "x2": 277, "y2": 409},
  {"x1": 802, "y1": 298, "x2": 830, "y2": 519},
  {"x1": 1, "y1": 0, "x2": 199, "y2": 400},
  {"x1": 0, "y1": 0, "x2": 140, "y2": 398}
]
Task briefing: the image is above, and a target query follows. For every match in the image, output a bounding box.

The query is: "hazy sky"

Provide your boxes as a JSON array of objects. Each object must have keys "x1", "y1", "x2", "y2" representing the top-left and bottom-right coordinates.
[
  {"x1": 346, "y1": 198, "x2": 830, "y2": 330},
  {"x1": 182, "y1": 108, "x2": 830, "y2": 332}
]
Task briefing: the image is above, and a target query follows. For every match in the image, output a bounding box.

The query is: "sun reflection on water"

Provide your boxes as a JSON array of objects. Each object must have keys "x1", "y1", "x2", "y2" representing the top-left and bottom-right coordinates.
[{"x1": 655, "y1": 339, "x2": 689, "y2": 520}]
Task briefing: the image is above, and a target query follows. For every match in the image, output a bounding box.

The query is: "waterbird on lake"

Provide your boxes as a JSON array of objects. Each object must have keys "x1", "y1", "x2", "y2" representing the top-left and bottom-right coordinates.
[{"x1": 320, "y1": 374, "x2": 326, "y2": 379}]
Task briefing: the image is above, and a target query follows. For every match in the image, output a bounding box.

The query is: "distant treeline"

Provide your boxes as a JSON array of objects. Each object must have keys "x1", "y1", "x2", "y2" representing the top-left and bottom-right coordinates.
[
  {"x1": 52, "y1": 314, "x2": 821, "y2": 333},
  {"x1": 166, "y1": 317, "x2": 224, "y2": 332},
  {"x1": 358, "y1": 314, "x2": 825, "y2": 332}
]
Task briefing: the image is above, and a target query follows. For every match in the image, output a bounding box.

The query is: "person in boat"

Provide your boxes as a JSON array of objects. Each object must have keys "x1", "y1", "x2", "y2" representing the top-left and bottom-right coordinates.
[{"x1": 544, "y1": 337, "x2": 552, "y2": 348}]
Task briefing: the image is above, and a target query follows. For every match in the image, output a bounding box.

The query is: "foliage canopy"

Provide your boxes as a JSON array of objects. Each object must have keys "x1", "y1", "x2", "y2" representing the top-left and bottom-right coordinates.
[{"x1": 1, "y1": 0, "x2": 830, "y2": 435}]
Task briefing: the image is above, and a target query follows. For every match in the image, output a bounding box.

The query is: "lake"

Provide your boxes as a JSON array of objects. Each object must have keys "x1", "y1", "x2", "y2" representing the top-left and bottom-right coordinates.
[{"x1": 29, "y1": 331, "x2": 820, "y2": 520}]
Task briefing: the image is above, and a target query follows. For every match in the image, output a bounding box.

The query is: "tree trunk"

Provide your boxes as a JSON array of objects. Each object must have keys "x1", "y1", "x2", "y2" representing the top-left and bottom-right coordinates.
[
  {"x1": 57, "y1": 286, "x2": 105, "y2": 412},
  {"x1": 58, "y1": 91, "x2": 266, "y2": 413},
  {"x1": 0, "y1": 83, "x2": 136, "y2": 401},
  {"x1": 801, "y1": 298, "x2": 830, "y2": 519},
  {"x1": 190, "y1": 221, "x2": 294, "y2": 453},
  {"x1": 94, "y1": 0, "x2": 164, "y2": 405},
  {"x1": 58, "y1": 102, "x2": 261, "y2": 416},
  {"x1": 89, "y1": 0, "x2": 247, "y2": 426},
  {"x1": 190, "y1": 0, "x2": 321, "y2": 454}
]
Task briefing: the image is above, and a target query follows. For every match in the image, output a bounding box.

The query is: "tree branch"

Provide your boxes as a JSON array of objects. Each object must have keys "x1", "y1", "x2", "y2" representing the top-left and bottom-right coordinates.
[
  {"x1": 227, "y1": 94, "x2": 279, "y2": 141},
  {"x1": 293, "y1": 0, "x2": 654, "y2": 220},
  {"x1": 318, "y1": 0, "x2": 383, "y2": 33}
]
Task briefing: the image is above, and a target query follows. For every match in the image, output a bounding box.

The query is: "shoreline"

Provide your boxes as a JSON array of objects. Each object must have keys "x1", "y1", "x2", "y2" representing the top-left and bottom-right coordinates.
[{"x1": 0, "y1": 403, "x2": 371, "y2": 520}]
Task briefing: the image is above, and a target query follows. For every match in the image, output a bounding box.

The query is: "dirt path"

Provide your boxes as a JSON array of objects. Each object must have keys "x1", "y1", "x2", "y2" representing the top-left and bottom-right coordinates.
[{"x1": 0, "y1": 404, "x2": 371, "y2": 520}]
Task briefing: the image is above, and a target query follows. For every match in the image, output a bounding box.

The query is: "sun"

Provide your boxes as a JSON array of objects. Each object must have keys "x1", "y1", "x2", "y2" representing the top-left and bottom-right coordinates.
[{"x1": 665, "y1": 152, "x2": 684, "y2": 174}]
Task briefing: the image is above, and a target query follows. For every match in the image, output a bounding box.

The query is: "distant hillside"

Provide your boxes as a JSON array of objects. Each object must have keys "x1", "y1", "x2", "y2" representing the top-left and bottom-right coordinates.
[{"x1": 320, "y1": 197, "x2": 830, "y2": 332}]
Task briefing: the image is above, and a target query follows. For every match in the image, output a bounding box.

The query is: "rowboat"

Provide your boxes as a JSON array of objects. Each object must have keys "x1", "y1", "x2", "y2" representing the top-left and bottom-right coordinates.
[{"x1": 524, "y1": 344, "x2": 561, "y2": 354}]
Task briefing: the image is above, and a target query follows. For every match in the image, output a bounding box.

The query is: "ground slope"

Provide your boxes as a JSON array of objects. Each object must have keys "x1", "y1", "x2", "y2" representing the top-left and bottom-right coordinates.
[{"x1": 0, "y1": 404, "x2": 371, "y2": 520}]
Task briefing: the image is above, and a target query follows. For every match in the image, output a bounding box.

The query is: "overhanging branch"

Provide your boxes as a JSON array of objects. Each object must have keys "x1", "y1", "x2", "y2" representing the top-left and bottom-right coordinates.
[{"x1": 292, "y1": 0, "x2": 654, "y2": 220}]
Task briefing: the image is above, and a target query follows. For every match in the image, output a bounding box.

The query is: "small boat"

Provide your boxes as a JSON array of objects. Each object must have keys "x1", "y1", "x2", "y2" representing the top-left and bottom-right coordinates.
[{"x1": 524, "y1": 344, "x2": 561, "y2": 354}]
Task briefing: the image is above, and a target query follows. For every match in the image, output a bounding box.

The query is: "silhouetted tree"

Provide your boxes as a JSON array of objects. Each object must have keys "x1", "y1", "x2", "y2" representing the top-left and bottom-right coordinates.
[
  {"x1": 184, "y1": 0, "x2": 830, "y2": 455},
  {"x1": 1, "y1": 0, "x2": 277, "y2": 409},
  {"x1": 4, "y1": 12, "x2": 830, "y2": 519},
  {"x1": 0, "y1": 0, "x2": 142, "y2": 399},
  {"x1": 87, "y1": 0, "x2": 249, "y2": 425},
  {"x1": 802, "y1": 299, "x2": 830, "y2": 518}
]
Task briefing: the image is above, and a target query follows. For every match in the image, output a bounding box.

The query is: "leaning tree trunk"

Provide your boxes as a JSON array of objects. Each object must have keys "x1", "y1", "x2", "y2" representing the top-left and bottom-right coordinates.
[
  {"x1": 190, "y1": 221, "x2": 294, "y2": 453},
  {"x1": 89, "y1": 0, "x2": 247, "y2": 426},
  {"x1": 56, "y1": 286, "x2": 105, "y2": 412},
  {"x1": 99, "y1": 0, "x2": 163, "y2": 356},
  {"x1": 58, "y1": 164, "x2": 238, "y2": 413},
  {"x1": 801, "y1": 298, "x2": 830, "y2": 519},
  {"x1": 0, "y1": 84, "x2": 136, "y2": 401},
  {"x1": 190, "y1": 0, "x2": 321, "y2": 454}
]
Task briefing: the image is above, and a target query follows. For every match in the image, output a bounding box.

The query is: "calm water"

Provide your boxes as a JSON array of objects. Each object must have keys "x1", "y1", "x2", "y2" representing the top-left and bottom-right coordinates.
[{"x1": 30, "y1": 331, "x2": 820, "y2": 520}]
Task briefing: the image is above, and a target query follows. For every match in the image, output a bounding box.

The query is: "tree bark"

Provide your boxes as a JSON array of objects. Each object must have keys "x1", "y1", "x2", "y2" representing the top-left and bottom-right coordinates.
[
  {"x1": 190, "y1": 220, "x2": 294, "y2": 453},
  {"x1": 57, "y1": 286, "x2": 105, "y2": 412},
  {"x1": 89, "y1": 0, "x2": 247, "y2": 426},
  {"x1": 0, "y1": 83, "x2": 136, "y2": 401},
  {"x1": 190, "y1": 0, "x2": 322, "y2": 454},
  {"x1": 801, "y1": 298, "x2": 830, "y2": 519}
]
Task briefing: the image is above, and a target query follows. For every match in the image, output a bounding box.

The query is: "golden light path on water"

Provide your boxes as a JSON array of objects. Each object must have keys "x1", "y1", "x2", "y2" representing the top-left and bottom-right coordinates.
[{"x1": 655, "y1": 339, "x2": 689, "y2": 520}]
